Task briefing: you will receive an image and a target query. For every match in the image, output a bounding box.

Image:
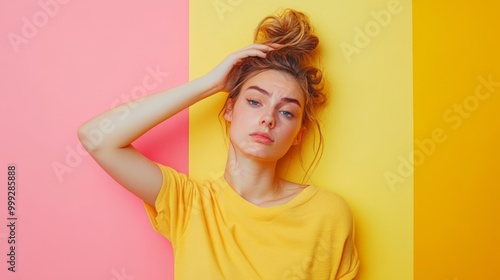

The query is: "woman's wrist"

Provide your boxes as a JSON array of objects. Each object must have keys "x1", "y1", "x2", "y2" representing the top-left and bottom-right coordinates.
[{"x1": 192, "y1": 73, "x2": 225, "y2": 99}]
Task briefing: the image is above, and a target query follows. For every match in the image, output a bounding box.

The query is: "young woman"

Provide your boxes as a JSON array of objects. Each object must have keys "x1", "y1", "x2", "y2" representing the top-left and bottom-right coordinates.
[{"x1": 78, "y1": 8, "x2": 359, "y2": 280}]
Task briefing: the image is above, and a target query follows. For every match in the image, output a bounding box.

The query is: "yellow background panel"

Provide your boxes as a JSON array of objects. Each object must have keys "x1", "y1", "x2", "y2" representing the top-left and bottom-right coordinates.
[
  {"x1": 414, "y1": 1, "x2": 500, "y2": 279},
  {"x1": 190, "y1": 0, "x2": 413, "y2": 279}
]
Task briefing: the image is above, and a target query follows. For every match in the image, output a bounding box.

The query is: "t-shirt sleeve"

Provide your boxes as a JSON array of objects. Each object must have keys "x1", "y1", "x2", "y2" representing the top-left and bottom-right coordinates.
[
  {"x1": 335, "y1": 217, "x2": 360, "y2": 280},
  {"x1": 143, "y1": 163, "x2": 199, "y2": 243}
]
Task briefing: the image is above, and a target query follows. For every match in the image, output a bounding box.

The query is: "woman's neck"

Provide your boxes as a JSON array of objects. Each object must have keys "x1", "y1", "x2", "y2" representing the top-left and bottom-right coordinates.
[{"x1": 224, "y1": 147, "x2": 282, "y2": 205}]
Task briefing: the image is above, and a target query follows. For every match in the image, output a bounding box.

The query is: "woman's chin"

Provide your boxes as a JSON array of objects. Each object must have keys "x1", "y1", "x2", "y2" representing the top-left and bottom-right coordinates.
[
  {"x1": 230, "y1": 140, "x2": 289, "y2": 162},
  {"x1": 240, "y1": 148, "x2": 286, "y2": 162}
]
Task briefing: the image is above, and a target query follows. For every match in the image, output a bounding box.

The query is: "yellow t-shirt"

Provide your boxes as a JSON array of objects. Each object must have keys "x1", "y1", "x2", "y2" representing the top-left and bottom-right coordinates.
[{"x1": 144, "y1": 163, "x2": 359, "y2": 279}]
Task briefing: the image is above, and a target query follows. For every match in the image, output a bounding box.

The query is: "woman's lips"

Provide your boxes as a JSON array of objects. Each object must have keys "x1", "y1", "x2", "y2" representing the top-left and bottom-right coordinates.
[{"x1": 250, "y1": 131, "x2": 274, "y2": 144}]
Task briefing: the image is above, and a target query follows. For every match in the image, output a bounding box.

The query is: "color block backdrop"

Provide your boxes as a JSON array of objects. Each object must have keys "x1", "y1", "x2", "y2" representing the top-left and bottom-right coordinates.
[
  {"x1": 414, "y1": 1, "x2": 500, "y2": 279},
  {"x1": 1, "y1": 1, "x2": 188, "y2": 279},
  {"x1": 0, "y1": 0, "x2": 498, "y2": 279}
]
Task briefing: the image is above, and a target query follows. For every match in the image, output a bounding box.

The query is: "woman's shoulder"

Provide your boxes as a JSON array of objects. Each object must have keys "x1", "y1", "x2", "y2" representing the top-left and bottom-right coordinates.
[
  {"x1": 308, "y1": 185, "x2": 355, "y2": 220},
  {"x1": 282, "y1": 180, "x2": 351, "y2": 208},
  {"x1": 312, "y1": 185, "x2": 349, "y2": 202}
]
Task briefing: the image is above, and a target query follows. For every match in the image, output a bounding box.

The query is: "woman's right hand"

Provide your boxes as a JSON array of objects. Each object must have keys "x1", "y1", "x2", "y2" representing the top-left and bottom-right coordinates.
[{"x1": 203, "y1": 43, "x2": 279, "y2": 94}]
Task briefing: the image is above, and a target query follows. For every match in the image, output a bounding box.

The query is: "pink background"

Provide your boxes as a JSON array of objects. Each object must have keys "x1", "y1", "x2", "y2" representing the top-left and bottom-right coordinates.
[{"x1": 1, "y1": 0, "x2": 187, "y2": 279}]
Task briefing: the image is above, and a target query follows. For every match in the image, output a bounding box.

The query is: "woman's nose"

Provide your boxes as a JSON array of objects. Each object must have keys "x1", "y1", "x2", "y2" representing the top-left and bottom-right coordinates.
[{"x1": 260, "y1": 112, "x2": 275, "y2": 128}]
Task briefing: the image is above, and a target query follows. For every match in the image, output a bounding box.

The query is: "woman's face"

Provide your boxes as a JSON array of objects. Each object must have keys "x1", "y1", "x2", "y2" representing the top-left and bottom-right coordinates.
[{"x1": 225, "y1": 70, "x2": 306, "y2": 162}]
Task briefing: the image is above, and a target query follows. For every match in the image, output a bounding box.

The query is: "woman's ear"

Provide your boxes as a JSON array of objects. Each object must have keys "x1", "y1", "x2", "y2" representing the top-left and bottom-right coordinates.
[
  {"x1": 293, "y1": 126, "x2": 306, "y2": 145},
  {"x1": 223, "y1": 98, "x2": 234, "y2": 122}
]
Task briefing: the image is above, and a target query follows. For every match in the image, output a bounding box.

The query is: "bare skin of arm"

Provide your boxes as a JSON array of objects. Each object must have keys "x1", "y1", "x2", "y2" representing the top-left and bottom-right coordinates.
[{"x1": 77, "y1": 44, "x2": 276, "y2": 206}]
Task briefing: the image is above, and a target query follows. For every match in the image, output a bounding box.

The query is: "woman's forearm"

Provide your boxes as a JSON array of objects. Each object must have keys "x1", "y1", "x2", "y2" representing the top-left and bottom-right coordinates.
[
  {"x1": 77, "y1": 75, "x2": 217, "y2": 152},
  {"x1": 77, "y1": 44, "x2": 275, "y2": 153}
]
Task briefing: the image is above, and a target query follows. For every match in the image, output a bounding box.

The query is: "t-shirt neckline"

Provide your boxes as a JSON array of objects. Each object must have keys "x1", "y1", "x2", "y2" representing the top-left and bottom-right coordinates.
[{"x1": 217, "y1": 174, "x2": 317, "y2": 216}]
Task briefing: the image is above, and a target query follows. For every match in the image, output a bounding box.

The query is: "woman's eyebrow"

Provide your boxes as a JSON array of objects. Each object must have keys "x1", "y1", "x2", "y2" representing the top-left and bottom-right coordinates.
[{"x1": 247, "y1": 85, "x2": 302, "y2": 107}]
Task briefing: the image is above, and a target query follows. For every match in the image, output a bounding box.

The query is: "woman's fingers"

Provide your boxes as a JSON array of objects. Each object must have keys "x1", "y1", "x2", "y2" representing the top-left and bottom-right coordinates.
[
  {"x1": 230, "y1": 48, "x2": 267, "y2": 61},
  {"x1": 241, "y1": 43, "x2": 277, "y2": 52},
  {"x1": 203, "y1": 43, "x2": 282, "y2": 93},
  {"x1": 268, "y1": 43, "x2": 284, "y2": 49},
  {"x1": 233, "y1": 43, "x2": 284, "y2": 60}
]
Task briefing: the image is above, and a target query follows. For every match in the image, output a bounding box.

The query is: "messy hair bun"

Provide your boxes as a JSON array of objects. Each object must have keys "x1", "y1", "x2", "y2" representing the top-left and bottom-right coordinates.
[
  {"x1": 254, "y1": 9, "x2": 319, "y2": 56},
  {"x1": 223, "y1": 8, "x2": 327, "y2": 182}
]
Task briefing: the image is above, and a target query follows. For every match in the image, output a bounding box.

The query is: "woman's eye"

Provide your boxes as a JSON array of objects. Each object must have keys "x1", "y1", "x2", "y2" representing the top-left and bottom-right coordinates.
[
  {"x1": 247, "y1": 99, "x2": 260, "y2": 106},
  {"x1": 280, "y1": 111, "x2": 294, "y2": 118}
]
